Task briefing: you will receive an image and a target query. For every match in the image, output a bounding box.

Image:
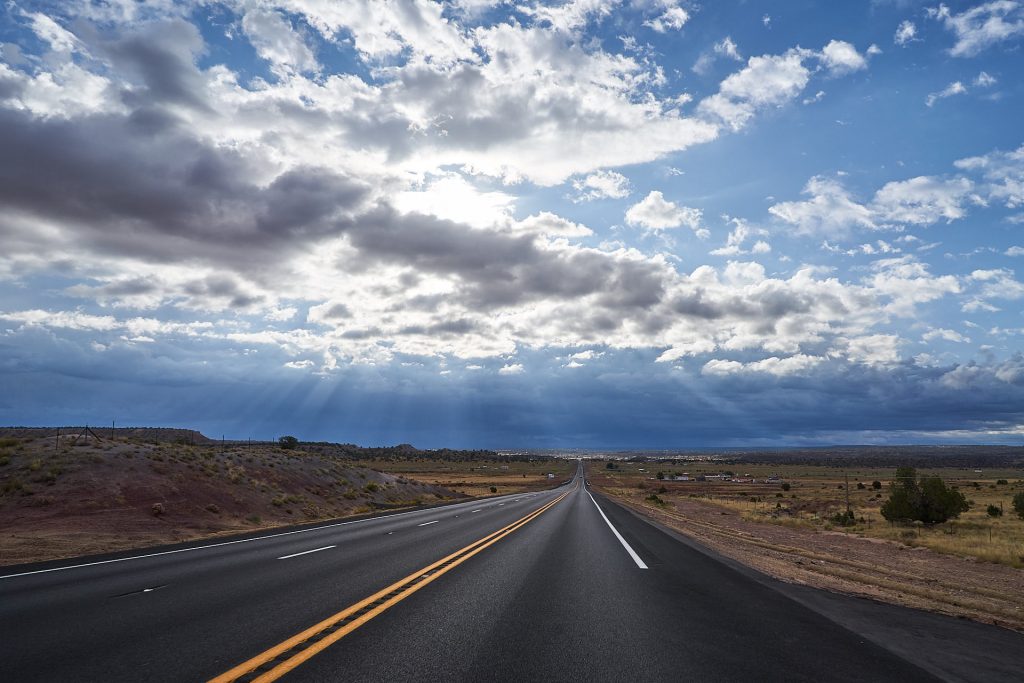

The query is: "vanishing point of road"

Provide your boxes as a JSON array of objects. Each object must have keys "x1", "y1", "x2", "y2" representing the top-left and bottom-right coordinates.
[{"x1": 2, "y1": 462, "x2": 1022, "y2": 682}]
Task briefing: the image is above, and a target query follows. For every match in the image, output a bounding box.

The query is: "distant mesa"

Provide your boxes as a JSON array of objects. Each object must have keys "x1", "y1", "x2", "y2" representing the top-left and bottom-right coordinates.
[{"x1": 0, "y1": 426, "x2": 213, "y2": 444}]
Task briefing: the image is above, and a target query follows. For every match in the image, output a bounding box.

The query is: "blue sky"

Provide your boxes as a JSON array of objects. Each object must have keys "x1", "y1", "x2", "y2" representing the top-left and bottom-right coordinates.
[{"x1": 1, "y1": 0, "x2": 1023, "y2": 447}]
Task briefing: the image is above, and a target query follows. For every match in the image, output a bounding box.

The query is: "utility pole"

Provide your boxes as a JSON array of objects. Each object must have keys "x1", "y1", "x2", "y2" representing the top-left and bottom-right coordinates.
[
  {"x1": 110, "y1": 419, "x2": 115, "y2": 441},
  {"x1": 844, "y1": 470, "x2": 851, "y2": 514}
]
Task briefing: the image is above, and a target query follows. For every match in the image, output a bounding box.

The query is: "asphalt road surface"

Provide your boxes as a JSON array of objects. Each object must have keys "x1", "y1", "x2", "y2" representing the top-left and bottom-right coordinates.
[{"x1": 2, "y1": 462, "x2": 1022, "y2": 682}]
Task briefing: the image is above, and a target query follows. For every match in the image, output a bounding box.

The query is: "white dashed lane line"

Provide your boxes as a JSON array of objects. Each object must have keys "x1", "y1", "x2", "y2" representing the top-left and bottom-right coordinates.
[
  {"x1": 277, "y1": 546, "x2": 335, "y2": 560},
  {"x1": 417, "y1": 520, "x2": 439, "y2": 527}
]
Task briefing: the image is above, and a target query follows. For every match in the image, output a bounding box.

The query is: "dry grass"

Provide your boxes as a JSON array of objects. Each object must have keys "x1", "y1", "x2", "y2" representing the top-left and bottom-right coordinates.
[
  {"x1": 596, "y1": 461, "x2": 1024, "y2": 568},
  {"x1": 353, "y1": 459, "x2": 575, "y2": 497}
]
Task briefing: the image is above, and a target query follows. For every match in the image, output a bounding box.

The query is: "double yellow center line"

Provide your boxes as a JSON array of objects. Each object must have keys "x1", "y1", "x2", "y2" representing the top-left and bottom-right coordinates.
[{"x1": 210, "y1": 487, "x2": 573, "y2": 683}]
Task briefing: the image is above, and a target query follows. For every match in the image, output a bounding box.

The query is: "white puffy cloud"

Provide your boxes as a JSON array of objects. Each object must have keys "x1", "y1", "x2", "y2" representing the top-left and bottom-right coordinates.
[
  {"x1": 819, "y1": 40, "x2": 869, "y2": 75},
  {"x1": 709, "y1": 218, "x2": 770, "y2": 256},
  {"x1": 644, "y1": 5, "x2": 690, "y2": 33},
  {"x1": 513, "y1": 212, "x2": 594, "y2": 237},
  {"x1": 695, "y1": 39, "x2": 870, "y2": 131},
  {"x1": 954, "y1": 144, "x2": 1024, "y2": 208},
  {"x1": 837, "y1": 334, "x2": 902, "y2": 365},
  {"x1": 866, "y1": 257, "x2": 961, "y2": 316},
  {"x1": 872, "y1": 176, "x2": 977, "y2": 224},
  {"x1": 498, "y1": 362, "x2": 525, "y2": 375},
  {"x1": 769, "y1": 176, "x2": 878, "y2": 237},
  {"x1": 970, "y1": 268, "x2": 1024, "y2": 300},
  {"x1": 528, "y1": 0, "x2": 620, "y2": 33},
  {"x1": 242, "y1": 8, "x2": 318, "y2": 75},
  {"x1": 928, "y1": 1, "x2": 1024, "y2": 57},
  {"x1": 572, "y1": 170, "x2": 632, "y2": 201},
  {"x1": 698, "y1": 47, "x2": 813, "y2": 130},
  {"x1": 281, "y1": 0, "x2": 474, "y2": 64},
  {"x1": 895, "y1": 20, "x2": 919, "y2": 46},
  {"x1": 624, "y1": 191, "x2": 704, "y2": 232},
  {"x1": 770, "y1": 174, "x2": 977, "y2": 238},
  {"x1": 702, "y1": 354, "x2": 824, "y2": 377},
  {"x1": 923, "y1": 328, "x2": 970, "y2": 343}
]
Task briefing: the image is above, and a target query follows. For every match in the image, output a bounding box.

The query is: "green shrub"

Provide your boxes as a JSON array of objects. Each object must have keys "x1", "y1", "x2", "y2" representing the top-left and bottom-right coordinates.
[
  {"x1": 278, "y1": 435, "x2": 299, "y2": 450},
  {"x1": 872, "y1": 480, "x2": 882, "y2": 490},
  {"x1": 1012, "y1": 492, "x2": 1024, "y2": 520},
  {"x1": 880, "y1": 466, "x2": 968, "y2": 524},
  {"x1": 986, "y1": 504, "x2": 1002, "y2": 518},
  {"x1": 489, "y1": 486, "x2": 497, "y2": 493},
  {"x1": 996, "y1": 479, "x2": 1008, "y2": 485},
  {"x1": 831, "y1": 510, "x2": 856, "y2": 526}
]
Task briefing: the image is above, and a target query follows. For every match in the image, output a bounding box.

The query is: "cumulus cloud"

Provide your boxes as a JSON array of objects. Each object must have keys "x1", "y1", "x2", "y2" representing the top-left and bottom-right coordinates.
[
  {"x1": 895, "y1": 20, "x2": 919, "y2": 46},
  {"x1": 770, "y1": 174, "x2": 978, "y2": 238},
  {"x1": 769, "y1": 177, "x2": 878, "y2": 237},
  {"x1": 242, "y1": 8, "x2": 318, "y2": 76},
  {"x1": 498, "y1": 362, "x2": 525, "y2": 375},
  {"x1": 709, "y1": 218, "x2": 770, "y2": 256},
  {"x1": 624, "y1": 191, "x2": 705, "y2": 233},
  {"x1": 572, "y1": 170, "x2": 632, "y2": 201},
  {"x1": 819, "y1": 40, "x2": 869, "y2": 75},
  {"x1": 702, "y1": 354, "x2": 824, "y2": 377},
  {"x1": 698, "y1": 47, "x2": 814, "y2": 130},
  {"x1": 923, "y1": 328, "x2": 970, "y2": 343},
  {"x1": 644, "y1": 4, "x2": 690, "y2": 33},
  {"x1": 954, "y1": 144, "x2": 1024, "y2": 208},
  {"x1": 928, "y1": 1, "x2": 1024, "y2": 57}
]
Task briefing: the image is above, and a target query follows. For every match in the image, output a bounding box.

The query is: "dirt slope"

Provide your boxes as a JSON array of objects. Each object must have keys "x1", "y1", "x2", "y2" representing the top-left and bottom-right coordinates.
[{"x1": 0, "y1": 434, "x2": 463, "y2": 565}]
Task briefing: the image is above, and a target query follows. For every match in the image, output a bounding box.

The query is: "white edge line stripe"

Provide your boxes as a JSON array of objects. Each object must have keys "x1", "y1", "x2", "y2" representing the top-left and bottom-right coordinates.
[
  {"x1": 277, "y1": 545, "x2": 335, "y2": 560},
  {"x1": 417, "y1": 520, "x2": 439, "y2": 527},
  {"x1": 587, "y1": 492, "x2": 648, "y2": 569},
  {"x1": 0, "y1": 490, "x2": 553, "y2": 580},
  {"x1": 471, "y1": 509, "x2": 481, "y2": 513}
]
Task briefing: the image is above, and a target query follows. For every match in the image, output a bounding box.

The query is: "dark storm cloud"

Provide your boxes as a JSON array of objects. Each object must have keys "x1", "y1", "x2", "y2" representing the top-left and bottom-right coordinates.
[
  {"x1": 97, "y1": 19, "x2": 213, "y2": 112},
  {"x1": 398, "y1": 318, "x2": 477, "y2": 336},
  {"x1": 0, "y1": 68, "x2": 24, "y2": 99},
  {"x1": 182, "y1": 275, "x2": 265, "y2": 309},
  {"x1": 0, "y1": 107, "x2": 370, "y2": 266},
  {"x1": 348, "y1": 207, "x2": 668, "y2": 314}
]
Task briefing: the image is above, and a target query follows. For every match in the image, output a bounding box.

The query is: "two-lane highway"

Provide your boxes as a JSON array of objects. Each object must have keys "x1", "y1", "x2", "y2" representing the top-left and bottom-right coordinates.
[{"x1": 2, "y1": 461, "x2": 1022, "y2": 681}]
